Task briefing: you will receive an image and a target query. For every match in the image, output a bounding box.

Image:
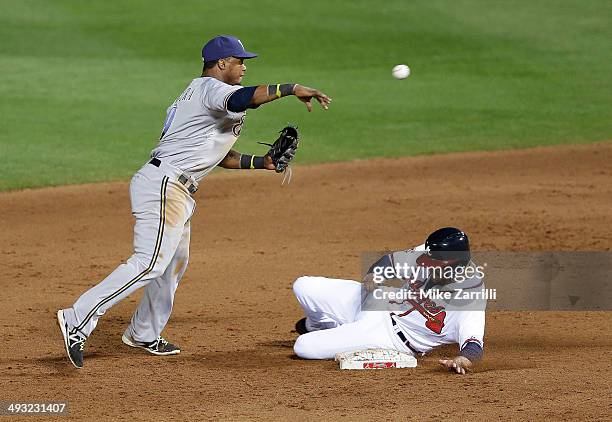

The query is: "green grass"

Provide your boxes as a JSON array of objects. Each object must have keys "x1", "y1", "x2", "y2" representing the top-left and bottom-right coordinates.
[{"x1": 1, "y1": 0, "x2": 610, "y2": 190}]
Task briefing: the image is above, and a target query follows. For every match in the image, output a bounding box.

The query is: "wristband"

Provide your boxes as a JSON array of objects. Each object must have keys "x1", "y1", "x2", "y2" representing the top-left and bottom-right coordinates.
[
  {"x1": 280, "y1": 83, "x2": 296, "y2": 97},
  {"x1": 239, "y1": 154, "x2": 251, "y2": 169},
  {"x1": 239, "y1": 154, "x2": 265, "y2": 169},
  {"x1": 252, "y1": 156, "x2": 265, "y2": 169},
  {"x1": 459, "y1": 341, "x2": 483, "y2": 361},
  {"x1": 267, "y1": 83, "x2": 296, "y2": 98}
]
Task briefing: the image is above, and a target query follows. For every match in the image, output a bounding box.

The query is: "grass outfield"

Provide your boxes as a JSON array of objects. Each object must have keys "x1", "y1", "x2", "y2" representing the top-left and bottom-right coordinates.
[{"x1": 0, "y1": 0, "x2": 610, "y2": 190}]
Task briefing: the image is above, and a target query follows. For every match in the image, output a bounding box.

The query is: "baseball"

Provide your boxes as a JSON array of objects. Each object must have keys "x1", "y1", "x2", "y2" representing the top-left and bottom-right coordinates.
[{"x1": 392, "y1": 64, "x2": 410, "y2": 79}]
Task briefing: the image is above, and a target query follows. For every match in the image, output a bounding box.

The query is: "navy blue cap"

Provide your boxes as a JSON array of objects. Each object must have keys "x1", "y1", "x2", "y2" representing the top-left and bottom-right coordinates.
[
  {"x1": 417, "y1": 227, "x2": 471, "y2": 267},
  {"x1": 202, "y1": 35, "x2": 258, "y2": 62}
]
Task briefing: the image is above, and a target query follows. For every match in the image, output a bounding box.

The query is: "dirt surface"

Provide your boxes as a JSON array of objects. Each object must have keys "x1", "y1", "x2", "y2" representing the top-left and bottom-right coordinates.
[{"x1": 1, "y1": 143, "x2": 611, "y2": 421}]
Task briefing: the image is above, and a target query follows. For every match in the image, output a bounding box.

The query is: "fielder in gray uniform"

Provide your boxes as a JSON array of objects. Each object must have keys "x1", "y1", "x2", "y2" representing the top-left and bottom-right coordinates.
[{"x1": 57, "y1": 35, "x2": 331, "y2": 368}]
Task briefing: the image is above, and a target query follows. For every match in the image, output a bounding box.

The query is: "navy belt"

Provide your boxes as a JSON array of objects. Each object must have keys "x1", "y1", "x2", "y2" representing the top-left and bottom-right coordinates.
[
  {"x1": 149, "y1": 158, "x2": 197, "y2": 194},
  {"x1": 390, "y1": 314, "x2": 420, "y2": 355}
]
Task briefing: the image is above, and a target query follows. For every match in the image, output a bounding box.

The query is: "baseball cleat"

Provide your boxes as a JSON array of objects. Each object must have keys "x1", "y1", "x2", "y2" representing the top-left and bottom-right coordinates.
[
  {"x1": 121, "y1": 333, "x2": 181, "y2": 356},
  {"x1": 57, "y1": 310, "x2": 85, "y2": 369},
  {"x1": 295, "y1": 317, "x2": 310, "y2": 335}
]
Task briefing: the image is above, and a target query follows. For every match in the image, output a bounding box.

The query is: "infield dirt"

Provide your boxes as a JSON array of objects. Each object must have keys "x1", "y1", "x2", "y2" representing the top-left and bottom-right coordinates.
[{"x1": 1, "y1": 143, "x2": 611, "y2": 420}]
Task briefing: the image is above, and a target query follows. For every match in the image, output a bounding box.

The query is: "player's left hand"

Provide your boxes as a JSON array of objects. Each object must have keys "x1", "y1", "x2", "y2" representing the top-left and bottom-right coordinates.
[
  {"x1": 263, "y1": 154, "x2": 276, "y2": 170},
  {"x1": 260, "y1": 126, "x2": 299, "y2": 174},
  {"x1": 438, "y1": 356, "x2": 473, "y2": 375},
  {"x1": 294, "y1": 85, "x2": 332, "y2": 112}
]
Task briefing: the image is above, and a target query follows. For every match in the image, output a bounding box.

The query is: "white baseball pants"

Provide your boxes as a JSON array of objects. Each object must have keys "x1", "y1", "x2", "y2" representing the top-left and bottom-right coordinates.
[
  {"x1": 293, "y1": 276, "x2": 408, "y2": 359},
  {"x1": 62, "y1": 160, "x2": 196, "y2": 342}
]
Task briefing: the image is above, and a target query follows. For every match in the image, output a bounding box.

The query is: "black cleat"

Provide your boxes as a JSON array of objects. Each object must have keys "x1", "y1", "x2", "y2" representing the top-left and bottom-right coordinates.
[
  {"x1": 122, "y1": 333, "x2": 181, "y2": 356},
  {"x1": 57, "y1": 310, "x2": 85, "y2": 369},
  {"x1": 295, "y1": 317, "x2": 310, "y2": 335}
]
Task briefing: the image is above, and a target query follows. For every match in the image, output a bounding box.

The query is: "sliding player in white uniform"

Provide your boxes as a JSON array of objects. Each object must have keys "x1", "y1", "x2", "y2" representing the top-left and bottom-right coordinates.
[
  {"x1": 57, "y1": 35, "x2": 331, "y2": 368},
  {"x1": 293, "y1": 228, "x2": 486, "y2": 374}
]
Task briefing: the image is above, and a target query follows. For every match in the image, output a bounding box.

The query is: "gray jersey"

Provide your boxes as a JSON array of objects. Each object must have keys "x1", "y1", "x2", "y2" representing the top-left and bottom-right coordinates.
[{"x1": 151, "y1": 77, "x2": 246, "y2": 182}]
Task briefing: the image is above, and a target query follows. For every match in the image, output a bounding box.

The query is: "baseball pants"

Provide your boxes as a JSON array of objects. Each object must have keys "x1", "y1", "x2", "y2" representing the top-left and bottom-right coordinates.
[
  {"x1": 62, "y1": 160, "x2": 196, "y2": 342},
  {"x1": 293, "y1": 276, "x2": 407, "y2": 359}
]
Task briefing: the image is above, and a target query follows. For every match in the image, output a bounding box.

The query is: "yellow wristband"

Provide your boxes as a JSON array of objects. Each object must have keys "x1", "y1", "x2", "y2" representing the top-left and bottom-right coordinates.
[
  {"x1": 250, "y1": 155, "x2": 255, "y2": 169},
  {"x1": 275, "y1": 84, "x2": 281, "y2": 98}
]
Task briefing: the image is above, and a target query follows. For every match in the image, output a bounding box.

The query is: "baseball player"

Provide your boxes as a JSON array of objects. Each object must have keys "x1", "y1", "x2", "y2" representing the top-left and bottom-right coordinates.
[
  {"x1": 57, "y1": 35, "x2": 331, "y2": 368},
  {"x1": 292, "y1": 228, "x2": 486, "y2": 374}
]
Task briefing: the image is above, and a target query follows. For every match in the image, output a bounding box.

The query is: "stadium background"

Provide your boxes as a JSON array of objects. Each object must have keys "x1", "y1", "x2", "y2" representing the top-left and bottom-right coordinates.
[{"x1": 1, "y1": 0, "x2": 610, "y2": 190}]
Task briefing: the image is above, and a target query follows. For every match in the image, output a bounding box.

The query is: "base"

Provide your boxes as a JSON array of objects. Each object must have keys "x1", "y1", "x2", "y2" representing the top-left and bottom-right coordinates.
[{"x1": 335, "y1": 349, "x2": 418, "y2": 370}]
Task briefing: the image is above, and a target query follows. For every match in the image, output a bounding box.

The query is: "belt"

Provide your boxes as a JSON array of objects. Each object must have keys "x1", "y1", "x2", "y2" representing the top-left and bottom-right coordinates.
[
  {"x1": 149, "y1": 158, "x2": 198, "y2": 194},
  {"x1": 390, "y1": 314, "x2": 421, "y2": 355}
]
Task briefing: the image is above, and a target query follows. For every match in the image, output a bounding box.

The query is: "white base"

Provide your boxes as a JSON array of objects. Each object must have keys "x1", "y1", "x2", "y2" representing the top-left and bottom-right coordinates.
[{"x1": 335, "y1": 349, "x2": 418, "y2": 370}]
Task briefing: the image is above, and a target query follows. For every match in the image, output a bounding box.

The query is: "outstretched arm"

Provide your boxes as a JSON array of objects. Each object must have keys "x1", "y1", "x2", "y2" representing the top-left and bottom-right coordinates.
[
  {"x1": 228, "y1": 84, "x2": 331, "y2": 113},
  {"x1": 217, "y1": 149, "x2": 275, "y2": 170}
]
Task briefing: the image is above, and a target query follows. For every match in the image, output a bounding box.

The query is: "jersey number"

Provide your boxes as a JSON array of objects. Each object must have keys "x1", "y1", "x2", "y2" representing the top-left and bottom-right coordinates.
[
  {"x1": 160, "y1": 103, "x2": 177, "y2": 139},
  {"x1": 232, "y1": 115, "x2": 245, "y2": 137}
]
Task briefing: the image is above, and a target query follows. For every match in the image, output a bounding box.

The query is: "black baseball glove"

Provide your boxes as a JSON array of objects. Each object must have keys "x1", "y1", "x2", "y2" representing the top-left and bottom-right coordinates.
[{"x1": 259, "y1": 125, "x2": 299, "y2": 173}]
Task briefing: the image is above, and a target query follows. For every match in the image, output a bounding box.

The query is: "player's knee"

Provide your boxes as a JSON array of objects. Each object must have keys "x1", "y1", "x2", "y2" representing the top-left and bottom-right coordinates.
[
  {"x1": 294, "y1": 334, "x2": 323, "y2": 360},
  {"x1": 293, "y1": 276, "x2": 326, "y2": 298},
  {"x1": 126, "y1": 254, "x2": 150, "y2": 273},
  {"x1": 127, "y1": 253, "x2": 170, "y2": 279},
  {"x1": 292, "y1": 276, "x2": 313, "y2": 297},
  {"x1": 147, "y1": 266, "x2": 166, "y2": 280}
]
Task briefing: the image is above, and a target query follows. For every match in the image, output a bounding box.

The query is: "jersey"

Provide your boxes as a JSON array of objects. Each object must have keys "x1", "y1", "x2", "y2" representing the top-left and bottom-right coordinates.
[
  {"x1": 390, "y1": 290, "x2": 485, "y2": 354},
  {"x1": 368, "y1": 245, "x2": 486, "y2": 354},
  {"x1": 151, "y1": 77, "x2": 246, "y2": 182}
]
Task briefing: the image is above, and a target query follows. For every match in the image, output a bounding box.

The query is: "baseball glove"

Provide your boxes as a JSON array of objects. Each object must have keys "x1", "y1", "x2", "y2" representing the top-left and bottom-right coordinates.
[{"x1": 259, "y1": 125, "x2": 299, "y2": 174}]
